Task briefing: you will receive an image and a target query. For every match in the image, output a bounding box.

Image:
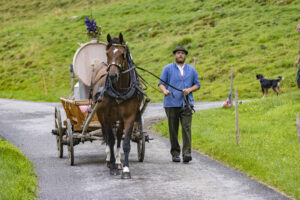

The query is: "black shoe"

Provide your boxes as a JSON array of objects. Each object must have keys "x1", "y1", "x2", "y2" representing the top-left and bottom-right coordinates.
[
  {"x1": 172, "y1": 156, "x2": 181, "y2": 162},
  {"x1": 183, "y1": 154, "x2": 192, "y2": 163}
]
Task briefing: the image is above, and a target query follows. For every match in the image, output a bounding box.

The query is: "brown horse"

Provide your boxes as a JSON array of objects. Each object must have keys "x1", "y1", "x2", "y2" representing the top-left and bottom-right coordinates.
[{"x1": 92, "y1": 33, "x2": 141, "y2": 179}]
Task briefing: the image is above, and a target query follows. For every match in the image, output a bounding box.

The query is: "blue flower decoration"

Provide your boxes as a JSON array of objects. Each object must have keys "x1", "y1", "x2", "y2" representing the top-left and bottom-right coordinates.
[
  {"x1": 84, "y1": 17, "x2": 97, "y2": 32},
  {"x1": 84, "y1": 17, "x2": 102, "y2": 38}
]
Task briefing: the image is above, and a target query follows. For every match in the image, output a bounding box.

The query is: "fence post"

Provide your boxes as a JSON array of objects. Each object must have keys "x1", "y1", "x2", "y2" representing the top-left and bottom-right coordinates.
[
  {"x1": 41, "y1": 70, "x2": 47, "y2": 96},
  {"x1": 296, "y1": 114, "x2": 300, "y2": 151},
  {"x1": 230, "y1": 69, "x2": 233, "y2": 107},
  {"x1": 235, "y1": 87, "x2": 239, "y2": 145},
  {"x1": 193, "y1": 57, "x2": 197, "y2": 68}
]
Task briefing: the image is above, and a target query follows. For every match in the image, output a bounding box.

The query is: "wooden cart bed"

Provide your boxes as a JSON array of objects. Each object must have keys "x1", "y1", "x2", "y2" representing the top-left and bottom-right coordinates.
[{"x1": 60, "y1": 98, "x2": 100, "y2": 132}]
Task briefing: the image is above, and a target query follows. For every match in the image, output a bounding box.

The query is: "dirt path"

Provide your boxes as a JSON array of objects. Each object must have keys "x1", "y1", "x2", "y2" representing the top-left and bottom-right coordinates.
[{"x1": 0, "y1": 99, "x2": 289, "y2": 200}]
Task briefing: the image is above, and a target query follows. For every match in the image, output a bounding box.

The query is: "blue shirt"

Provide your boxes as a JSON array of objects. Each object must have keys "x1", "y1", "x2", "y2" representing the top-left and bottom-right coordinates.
[{"x1": 158, "y1": 62, "x2": 200, "y2": 108}]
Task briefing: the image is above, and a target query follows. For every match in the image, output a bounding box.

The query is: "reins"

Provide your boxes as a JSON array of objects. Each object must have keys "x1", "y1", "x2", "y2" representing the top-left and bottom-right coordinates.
[
  {"x1": 89, "y1": 41, "x2": 195, "y2": 112},
  {"x1": 135, "y1": 66, "x2": 183, "y2": 92}
]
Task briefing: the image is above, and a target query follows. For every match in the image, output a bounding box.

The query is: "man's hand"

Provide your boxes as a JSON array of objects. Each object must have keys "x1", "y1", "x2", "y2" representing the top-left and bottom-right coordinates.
[
  {"x1": 183, "y1": 85, "x2": 199, "y2": 95},
  {"x1": 159, "y1": 84, "x2": 171, "y2": 96},
  {"x1": 183, "y1": 88, "x2": 191, "y2": 96},
  {"x1": 163, "y1": 89, "x2": 171, "y2": 96}
]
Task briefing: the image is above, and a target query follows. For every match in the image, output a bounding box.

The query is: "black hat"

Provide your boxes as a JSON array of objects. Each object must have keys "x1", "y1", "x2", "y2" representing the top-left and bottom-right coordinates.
[{"x1": 173, "y1": 45, "x2": 188, "y2": 55}]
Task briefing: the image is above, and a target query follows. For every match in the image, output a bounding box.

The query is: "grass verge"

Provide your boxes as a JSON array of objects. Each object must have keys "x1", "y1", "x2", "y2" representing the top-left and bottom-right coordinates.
[
  {"x1": 0, "y1": 138, "x2": 38, "y2": 200},
  {"x1": 154, "y1": 91, "x2": 300, "y2": 199}
]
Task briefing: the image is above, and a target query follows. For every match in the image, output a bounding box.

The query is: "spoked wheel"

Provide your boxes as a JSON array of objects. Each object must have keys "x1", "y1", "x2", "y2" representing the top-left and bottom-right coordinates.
[
  {"x1": 66, "y1": 119, "x2": 74, "y2": 166},
  {"x1": 137, "y1": 116, "x2": 145, "y2": 162},
  {"x1": 55, "y1": 107, "x2": 63, "y2": 158}
]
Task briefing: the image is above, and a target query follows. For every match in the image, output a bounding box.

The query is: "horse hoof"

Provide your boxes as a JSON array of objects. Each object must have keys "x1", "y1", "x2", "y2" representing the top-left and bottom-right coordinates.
[
  {"x1": 110, "y1": 169, "x2": 120, "y2": 176},
  {"x1": 121, "y1": 172, "x2": 131, "y2": 179},
  {"x1": 106, "y1": 162, "x2": 110, "y2": 168},
  {"x1": 117, "y1": 164, "x2": 122, "y2": 170}
]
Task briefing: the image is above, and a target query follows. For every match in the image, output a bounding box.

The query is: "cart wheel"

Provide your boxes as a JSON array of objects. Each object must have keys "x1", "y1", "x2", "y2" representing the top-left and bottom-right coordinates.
[
  {"x1": 66, "y1": 119, "x2": 74, "y2": 166},
  {"x1": 55, "y1": 107, "x2": 63, "y2": 158},
  {"x1": 137, "y1": 116, "x2": 145, "y2": 162}
]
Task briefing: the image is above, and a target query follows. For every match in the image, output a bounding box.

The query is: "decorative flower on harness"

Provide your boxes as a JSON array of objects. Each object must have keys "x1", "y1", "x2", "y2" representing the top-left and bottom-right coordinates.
[{"x1": 84, "y1": 17, "x2": 102, "y2": 39}]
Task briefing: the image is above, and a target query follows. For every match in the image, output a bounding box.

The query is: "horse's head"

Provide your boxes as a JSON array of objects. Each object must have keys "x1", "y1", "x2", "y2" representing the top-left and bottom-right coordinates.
[{"x1": 106, "y1": 33, "x2": 127, "y2": 84}]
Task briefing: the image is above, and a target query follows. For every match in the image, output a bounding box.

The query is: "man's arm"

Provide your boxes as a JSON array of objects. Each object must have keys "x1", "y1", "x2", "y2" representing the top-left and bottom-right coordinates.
[
  {"x1": 159, "y1": 84, "x2": 171, "y2": 96},
  {"x1": 183, "y1": 67, "x2": 200, "y2": 95},
  {"x1": 158, "y1": 66, "x2": 171, "y2": 96},
  {"x1": 182, "y1": 85, "x2": 199, "y2": 95}
]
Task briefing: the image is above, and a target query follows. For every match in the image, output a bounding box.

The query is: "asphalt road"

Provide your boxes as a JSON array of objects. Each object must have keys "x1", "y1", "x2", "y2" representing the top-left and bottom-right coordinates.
[{"x1": 0, "y1": 99, "x2": 290, "y2": 200}]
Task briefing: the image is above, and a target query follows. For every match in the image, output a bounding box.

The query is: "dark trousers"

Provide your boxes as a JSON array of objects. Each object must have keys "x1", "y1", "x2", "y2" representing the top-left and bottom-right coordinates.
[{"x1": 165, "y1": 107, "x2": 193, "y2": 157}]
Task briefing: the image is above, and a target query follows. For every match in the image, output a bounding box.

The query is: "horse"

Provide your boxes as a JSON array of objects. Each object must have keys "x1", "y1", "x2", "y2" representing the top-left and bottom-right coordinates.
[
  {"x1": 92, "y1": 33, "x2": 142, "y2": 179},
  {"x1": 90, "y1": 60, "x2": 122, "y2": 170}
]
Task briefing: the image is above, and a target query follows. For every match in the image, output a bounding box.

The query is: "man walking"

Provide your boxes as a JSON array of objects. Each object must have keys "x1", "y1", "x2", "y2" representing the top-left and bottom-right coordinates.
[
  {"x1": 294, "y1": 24, "x2": 300, "y2": 88},
  {"x1": 158, "y1": 46, "x2": 200, "y2": 163}
]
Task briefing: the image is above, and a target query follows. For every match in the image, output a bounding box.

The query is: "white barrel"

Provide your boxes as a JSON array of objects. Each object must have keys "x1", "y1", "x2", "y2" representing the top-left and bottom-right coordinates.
[{"x1": 72, "y1": 39, "x2": 107, "y2": 87}]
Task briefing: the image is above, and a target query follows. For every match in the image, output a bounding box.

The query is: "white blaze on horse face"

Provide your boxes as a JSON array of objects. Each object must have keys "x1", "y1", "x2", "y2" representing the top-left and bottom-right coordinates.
[
  {"x1": 123, "y1": 166, "x2": 130, "y2": 173},
  {"x1": 113, "y1": 49, "x2": 118, "y2": 54},
  {"x1": 115, "y1": 147, "x2": 121, "y2": 164},
  {"x1": 105, "y1": 145, "x2": 110, "y2": 161}
]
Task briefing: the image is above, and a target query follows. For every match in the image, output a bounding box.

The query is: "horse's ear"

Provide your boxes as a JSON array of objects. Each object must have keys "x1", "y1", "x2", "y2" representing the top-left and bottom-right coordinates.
[
  {"x1": 107, "y1": 34, "x2": 112, "y2": 43},
  {"x1": 119, "y1": 33, "x2": 124, "y2": 44}
]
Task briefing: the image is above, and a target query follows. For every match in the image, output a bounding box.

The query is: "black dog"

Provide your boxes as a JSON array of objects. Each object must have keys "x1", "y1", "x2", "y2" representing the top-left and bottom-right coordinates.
[{"x1": 256, "y1": 74, "x2": 283, "y2": 98}]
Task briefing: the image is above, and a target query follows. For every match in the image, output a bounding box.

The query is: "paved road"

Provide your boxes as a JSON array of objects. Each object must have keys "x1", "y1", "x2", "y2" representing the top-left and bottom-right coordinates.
[{"x1": 0, "y1": 99, "x2": 290, "y2": 200}]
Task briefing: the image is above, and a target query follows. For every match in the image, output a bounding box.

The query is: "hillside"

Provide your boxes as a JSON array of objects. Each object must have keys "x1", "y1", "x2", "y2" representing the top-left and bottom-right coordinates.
[{"x1": 0, "y1": 0, "x2": 299, "y2": 101}]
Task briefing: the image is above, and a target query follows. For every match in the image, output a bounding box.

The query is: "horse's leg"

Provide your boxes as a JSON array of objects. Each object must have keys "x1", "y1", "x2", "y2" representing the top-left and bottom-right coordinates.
[
  {"x1": 106, "y1": 123, "x2": 121, "y2": 169},
  {"x1": 105, "y1": 145, "x2": 111, "y2": 168},
  {"x1": 116, "y1": 122, "x2": 124, "y2": 170},
  {"x1": 106, "y1": 126, "x2": 119, "y2": 176},
  {"x1": 121, "y1": 118, "x2": 135, "y2": 179},
  {"x1": 101, "y1": 122, "x2": 111, "y2": 169}
]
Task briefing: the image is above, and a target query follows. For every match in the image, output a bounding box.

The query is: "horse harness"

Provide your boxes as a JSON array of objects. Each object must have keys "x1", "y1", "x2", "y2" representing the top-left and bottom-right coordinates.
[{"x1": 90, "y1": 43, "x2": 146, "y2": 104}]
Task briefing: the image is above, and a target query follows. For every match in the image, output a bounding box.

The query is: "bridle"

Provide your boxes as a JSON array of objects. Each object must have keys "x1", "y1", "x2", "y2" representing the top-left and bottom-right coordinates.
[{"x1": 107, "y1": 44, "x2": 127, "y2": 73}]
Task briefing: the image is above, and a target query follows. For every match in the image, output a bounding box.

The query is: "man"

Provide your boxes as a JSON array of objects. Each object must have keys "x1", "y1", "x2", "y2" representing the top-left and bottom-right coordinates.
[
  {"x1": 158, "y1": 46, "x2": 200, "y2": 163},
  {"x1": 294, "y1": 24, "x2": 300, "y2": 88}
]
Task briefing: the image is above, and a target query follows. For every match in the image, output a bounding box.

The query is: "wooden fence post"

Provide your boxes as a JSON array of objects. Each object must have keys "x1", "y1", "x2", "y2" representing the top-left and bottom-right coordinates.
[
  {"x1": 193, "y1": 57, "x2": 197, "y2": 68},
  {"x1": 230, "y1": 69, "x2": 233, "y2": 107},
  {"x1": 235, "y1": 87, "x2": 239, "y2": 145},
  {"x1": 296, "y1": 114, "x2": 300, "y2": 151},
  {"x1": 41, "y1": 70, "x2": 47, "y2": 96}
]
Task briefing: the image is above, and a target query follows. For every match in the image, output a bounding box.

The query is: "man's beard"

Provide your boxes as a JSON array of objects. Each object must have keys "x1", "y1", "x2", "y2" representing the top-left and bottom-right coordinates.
[{"x1": 176, "y1": 57, "x2": 185, "y2": 64}]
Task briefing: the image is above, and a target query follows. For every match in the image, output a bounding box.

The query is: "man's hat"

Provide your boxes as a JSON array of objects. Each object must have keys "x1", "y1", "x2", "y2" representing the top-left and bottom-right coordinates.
[{"x1": 173, "y1": 45, "x2": 188, "y2": 55}]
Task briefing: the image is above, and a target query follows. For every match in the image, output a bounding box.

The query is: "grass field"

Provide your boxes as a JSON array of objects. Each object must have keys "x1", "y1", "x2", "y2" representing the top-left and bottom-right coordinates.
[
  {"x1": 0, "y1": 138, "x2": 38, "y2": 200},
  {"x1": 154, "y1": 91, "x2": 300, "y2": 199},
  {"x1": 1, "y1": 0, "x2": 300, "y2": 102}
]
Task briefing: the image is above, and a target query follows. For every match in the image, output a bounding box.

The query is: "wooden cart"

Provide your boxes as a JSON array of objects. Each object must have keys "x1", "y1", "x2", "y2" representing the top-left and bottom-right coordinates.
[
  {"x1": 52, "y1": 97, "x2": 150, "y2": 165},
  {"x1": 51, "y1": 39, "x2": 150, "y2": 166}
]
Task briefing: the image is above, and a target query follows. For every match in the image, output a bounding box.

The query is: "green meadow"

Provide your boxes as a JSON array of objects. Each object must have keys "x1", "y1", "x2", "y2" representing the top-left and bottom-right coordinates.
[
  {"x1": 1, "y1": 0, "x2": 300, "y2": 199},
  {"x1": 0, "y1": 0, "x2": 299, "y2": 101},
  {"x1": 0, "y1": 139, "x2": 38, "y2": 200},
  {"x1": 155, "y1": 91, "x2": 300, "y2": 199}
]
